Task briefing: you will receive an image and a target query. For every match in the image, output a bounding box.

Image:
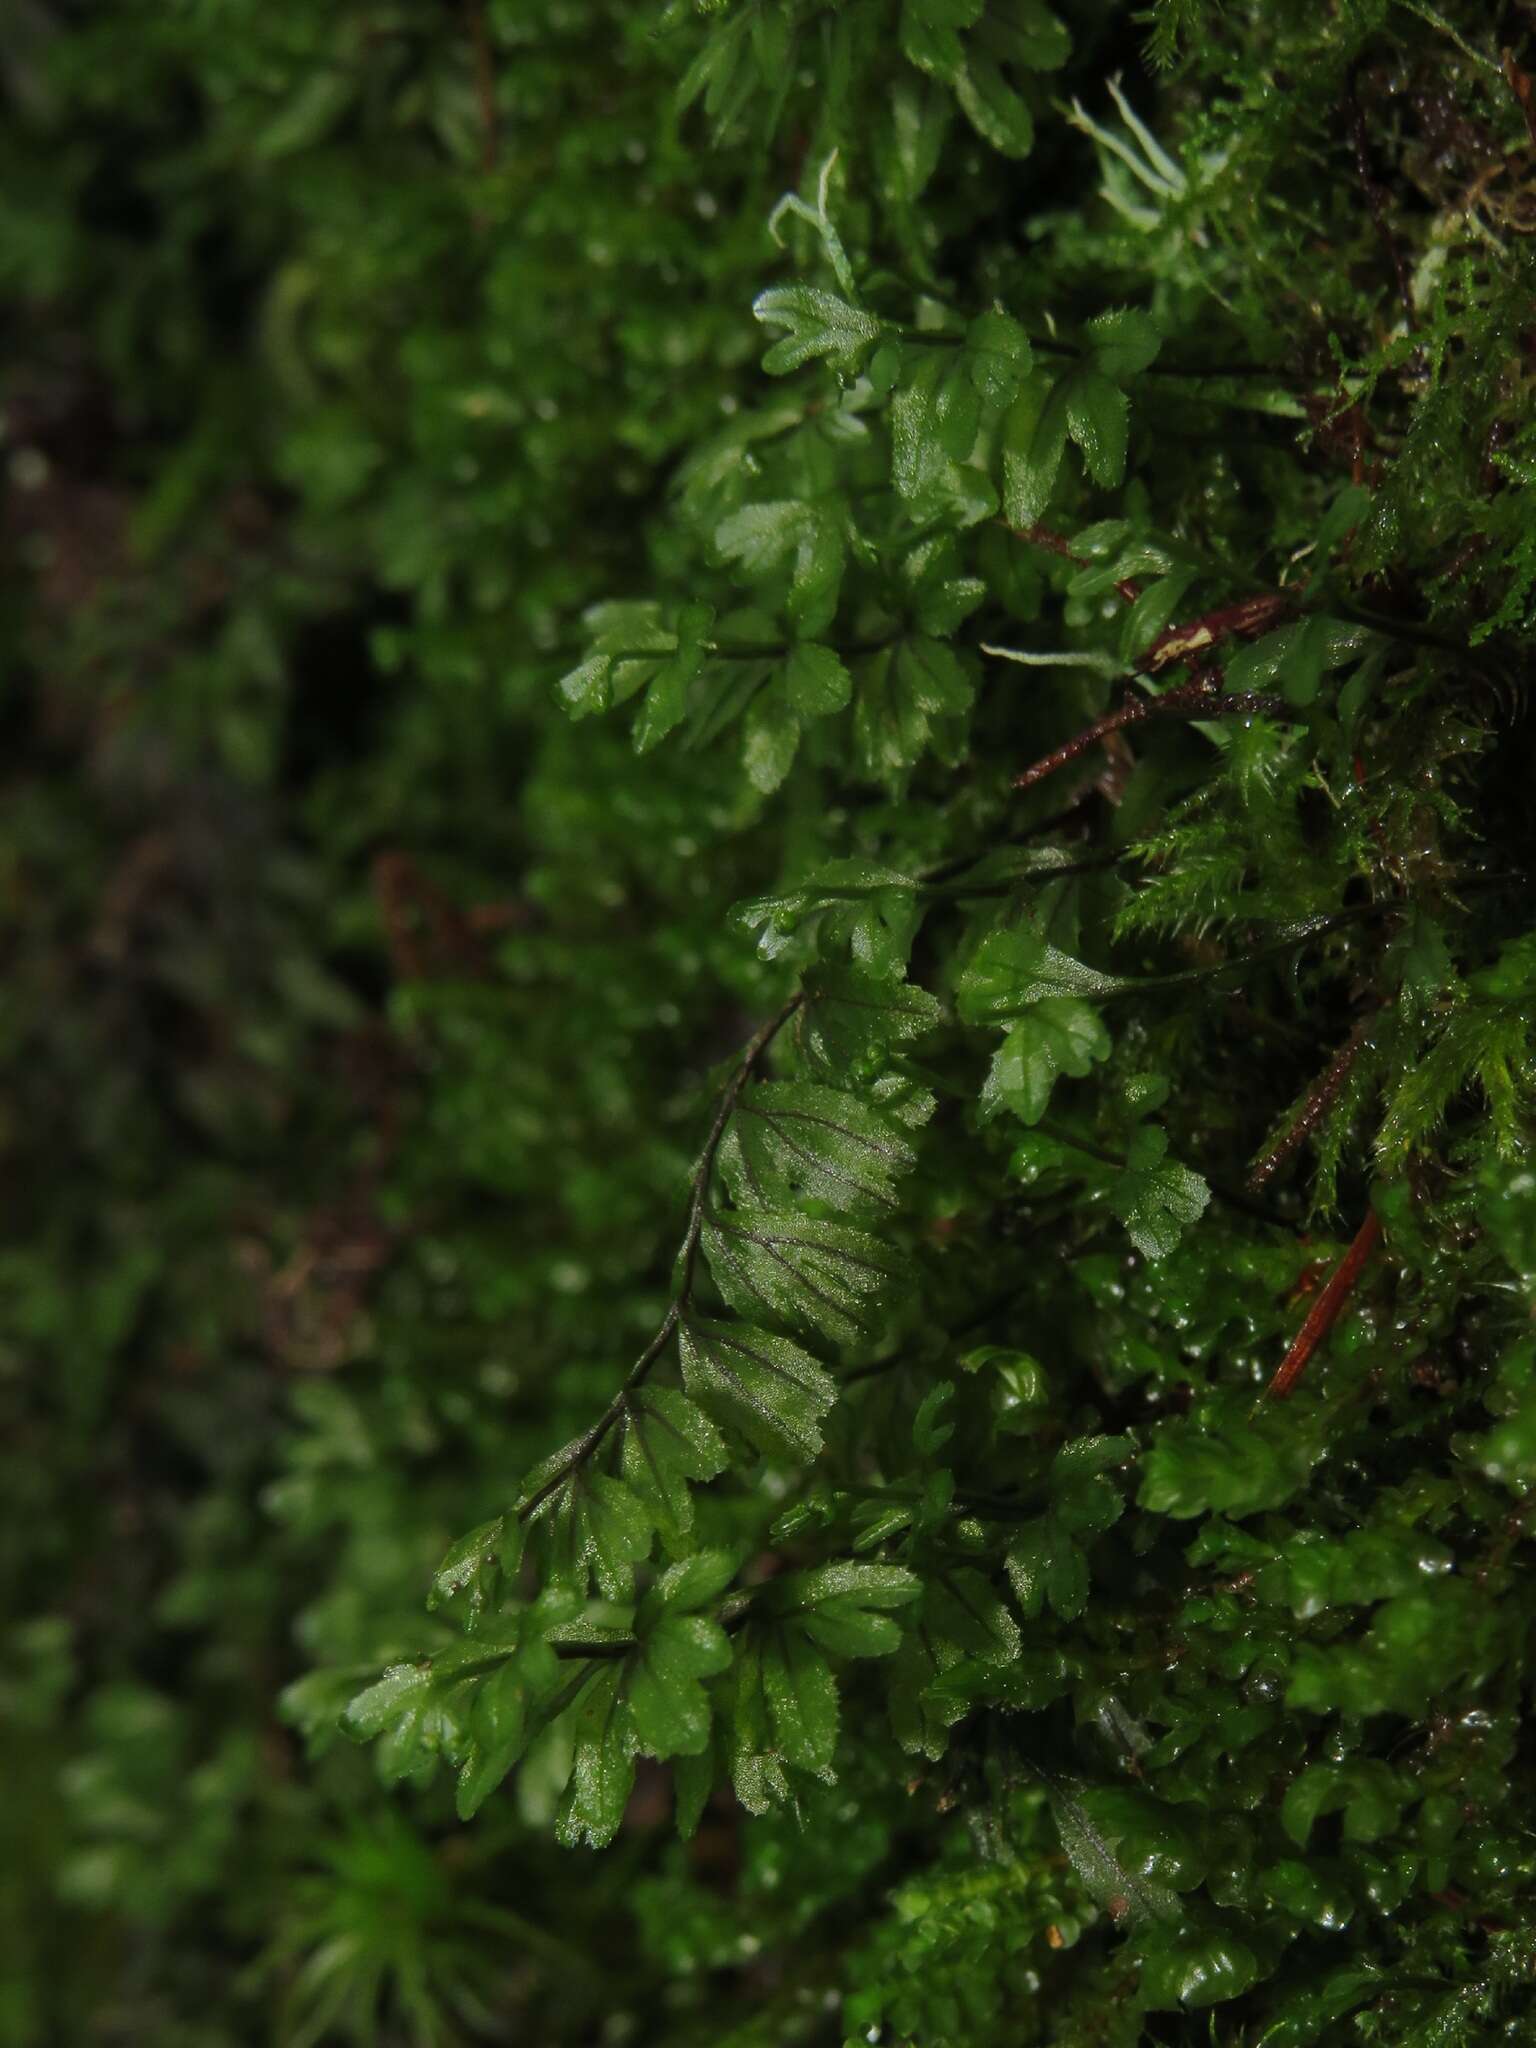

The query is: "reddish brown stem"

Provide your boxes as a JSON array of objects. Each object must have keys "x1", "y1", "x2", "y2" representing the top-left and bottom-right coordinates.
[
  {"x1": 1504, "y1": 48, "x2": 1536, "y2": 150},
  {"x1": 1012, "y1": 684, "x2": 1291, "y2": 793},
  {"x1": 1009, "y1": 522, "x2": 1142, "y2": 605},
  {"x1": 1264, "y1": 1208, "x2": 1383, "y2": 1401},
  {"x1": 1248, "y1": 1009, "x2": 1376, "y2": 1191},
  {"x1": 1136, "y1": 592, "x2": 1290, "y2": 677},
  {"x1": 1007, "y1": 527, "x2": 1293, "y2": 664}
]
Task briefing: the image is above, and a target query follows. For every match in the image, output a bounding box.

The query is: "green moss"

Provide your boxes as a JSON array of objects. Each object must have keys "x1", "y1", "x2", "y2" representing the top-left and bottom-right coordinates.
[{"x1": 4, "y1": 0, "x2": 1535, "y2": 2041}]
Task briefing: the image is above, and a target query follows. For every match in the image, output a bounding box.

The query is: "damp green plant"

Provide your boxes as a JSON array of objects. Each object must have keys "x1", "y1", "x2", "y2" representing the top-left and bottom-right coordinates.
[{"x1": 4, "y1": 0, "x2": 1536, "y2": 2043}]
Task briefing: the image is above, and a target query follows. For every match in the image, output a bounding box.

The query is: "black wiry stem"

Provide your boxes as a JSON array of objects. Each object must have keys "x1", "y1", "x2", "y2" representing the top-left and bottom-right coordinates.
[{"x1": 516, "y1": 995, "x2": 804, "y2": 1523}]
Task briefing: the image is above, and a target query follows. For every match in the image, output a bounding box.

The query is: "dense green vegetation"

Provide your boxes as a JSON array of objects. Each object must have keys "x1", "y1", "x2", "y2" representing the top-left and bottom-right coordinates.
[{"x1": 4, "y1": 1, "x2": 1536, "y2": 2041}]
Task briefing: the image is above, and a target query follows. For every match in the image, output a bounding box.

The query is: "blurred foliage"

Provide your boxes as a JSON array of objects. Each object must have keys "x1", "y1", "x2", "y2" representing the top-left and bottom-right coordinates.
[{"x1": 3, "y1": 0, "x2": 1536, "y2": 2042}]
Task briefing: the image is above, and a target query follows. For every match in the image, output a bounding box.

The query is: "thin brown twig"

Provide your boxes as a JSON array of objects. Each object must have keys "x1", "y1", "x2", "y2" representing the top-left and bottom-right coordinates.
[
  {"x1": 1012, "y1": 682, "x2": 1294, "y2": 793},
  {"x1": 1005, "y1": 530, "x2": 1294, "y2": 673},
  {"x1": 1248, "y1": 1007, "x2": 1379, "y2": 1191},
  {"x1": 1008, "y1": 521, "x2": 1143, "y2": 605},
  {"x1": 1503, "y1": 47, "x2": 1536, "y2": 150},
  {"x1": 1002, "y1": 529, "x2": 1300, "y2": 791},
  {"x1": 1264, "y1": 1207, "x2": 1383, "y2": 1400},
  {"x1": 1135, "y1": 593, "x2": 1290, "y2": 677}
]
